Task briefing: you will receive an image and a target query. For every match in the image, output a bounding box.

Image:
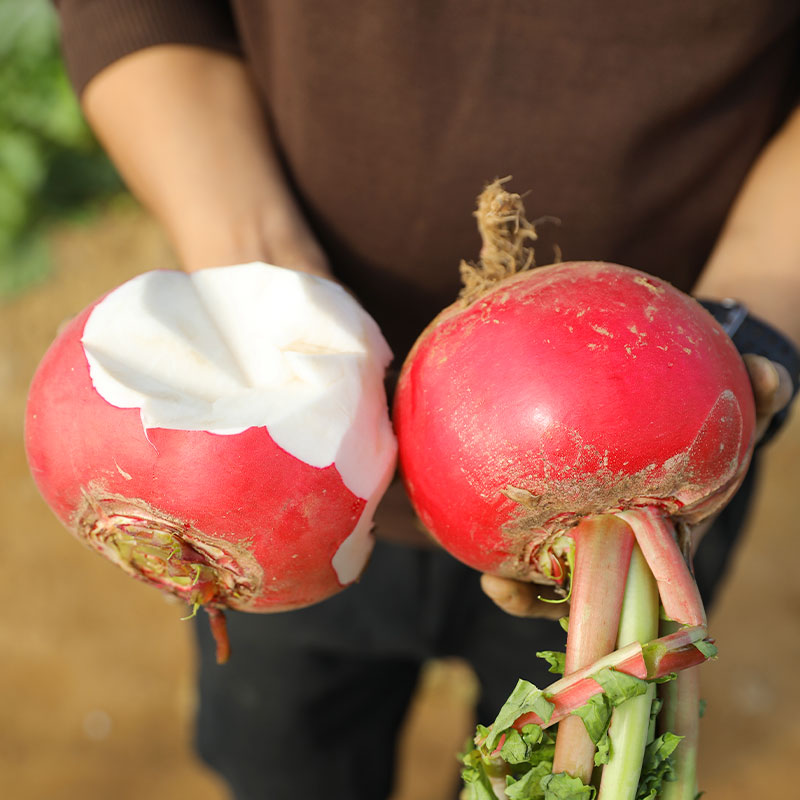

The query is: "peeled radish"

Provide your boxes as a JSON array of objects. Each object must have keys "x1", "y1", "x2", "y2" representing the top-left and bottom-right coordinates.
[{"x1": 26, "y1": 262, "x2": 397, "y2": 661}]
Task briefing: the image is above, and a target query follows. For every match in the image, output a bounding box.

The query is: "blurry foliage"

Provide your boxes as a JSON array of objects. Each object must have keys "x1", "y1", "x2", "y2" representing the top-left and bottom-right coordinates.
[{"x1": 0, "y1": 0, "x2": 125, "y2": 297}]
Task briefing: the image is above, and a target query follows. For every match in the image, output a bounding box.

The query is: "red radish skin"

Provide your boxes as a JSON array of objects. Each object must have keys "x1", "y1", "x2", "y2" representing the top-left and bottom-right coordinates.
[
  {"x1": 26, "y1": 264, "x2": 397, "y2": 661},
  {"x1": 394, "y1": 261, "x2": 755, "y2": 585}
]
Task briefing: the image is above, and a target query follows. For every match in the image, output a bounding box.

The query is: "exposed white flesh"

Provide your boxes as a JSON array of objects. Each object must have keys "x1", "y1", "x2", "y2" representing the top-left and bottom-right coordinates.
[
  {"x1": 331, "y1": 465, "x2": 393, "y2": 584},
  {"x1": 81, "y1": 263, "x2": 398, "y2": 506}
]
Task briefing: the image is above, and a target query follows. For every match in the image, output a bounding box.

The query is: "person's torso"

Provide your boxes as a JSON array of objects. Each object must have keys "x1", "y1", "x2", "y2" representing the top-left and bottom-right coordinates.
[{"x1": 234, "y1": 0, "x2": 800, "y2": 357}]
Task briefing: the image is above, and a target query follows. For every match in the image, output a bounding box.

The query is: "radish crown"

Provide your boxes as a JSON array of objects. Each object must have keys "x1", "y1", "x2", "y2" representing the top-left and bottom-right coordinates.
[{"x1": 459, "y1": 177, "x2": 539, "y2": 304}]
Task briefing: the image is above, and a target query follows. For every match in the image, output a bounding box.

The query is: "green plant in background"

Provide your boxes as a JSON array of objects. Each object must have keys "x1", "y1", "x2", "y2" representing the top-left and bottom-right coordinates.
[{"x1": 0, "y1": 0, "x2": 125, "y2": 297}]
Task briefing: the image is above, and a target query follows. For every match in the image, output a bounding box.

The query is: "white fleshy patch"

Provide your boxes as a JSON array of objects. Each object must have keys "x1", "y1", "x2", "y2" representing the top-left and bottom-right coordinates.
[
  {"x1": 82, "y1": 263, "x2": 397, "y2": 500},
  {"x1": 331, "y1": 509, "x2": 375, "y2": 585},
  {"x1": 331, "y1": 449, "x2": 396, "y2": 584}
]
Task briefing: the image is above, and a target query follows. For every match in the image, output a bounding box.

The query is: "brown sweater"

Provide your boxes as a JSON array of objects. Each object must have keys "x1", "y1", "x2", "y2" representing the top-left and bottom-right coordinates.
[{"x1": 56, "y1": 0, "x2": 800, "y2": 358}]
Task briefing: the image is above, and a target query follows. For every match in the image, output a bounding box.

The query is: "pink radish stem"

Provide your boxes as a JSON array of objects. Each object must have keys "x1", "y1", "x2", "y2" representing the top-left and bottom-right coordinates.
[
  {"x1": 510, "y1": 625, "x2": 712, "y2": 732},
  {"x1": 552, "y1": 515, "x2": 635, "y2": 783},
  {"x1": 616, "y1": 507, "x2": 706, "y2": 627}
]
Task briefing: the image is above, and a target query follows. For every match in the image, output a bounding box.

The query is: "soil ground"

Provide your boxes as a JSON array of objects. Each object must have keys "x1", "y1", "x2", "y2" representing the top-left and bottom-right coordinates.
[{"x1": 2, "y1": 205, "x2": 797, "y2": 799}]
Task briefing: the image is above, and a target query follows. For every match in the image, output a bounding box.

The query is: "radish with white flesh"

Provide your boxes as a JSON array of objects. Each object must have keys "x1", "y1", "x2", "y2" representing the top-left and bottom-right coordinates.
[
  {"x1": 394, "y1": 182, "x2": 755, "y2": 797},
  {"x1": 26, "y1": 262, "x2": 397, "y2": 662}
]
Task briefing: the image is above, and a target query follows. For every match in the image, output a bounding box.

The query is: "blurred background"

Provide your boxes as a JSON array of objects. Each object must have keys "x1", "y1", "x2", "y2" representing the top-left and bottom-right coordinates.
[{"x1": 2, "y1": 2, "x2": 798, "y2": 798}]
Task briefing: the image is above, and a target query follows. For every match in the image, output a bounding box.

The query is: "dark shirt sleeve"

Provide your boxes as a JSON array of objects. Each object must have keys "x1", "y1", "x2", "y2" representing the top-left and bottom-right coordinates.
[{"x1": 54, "y1": 0, "x2": 242, "y2": 95}]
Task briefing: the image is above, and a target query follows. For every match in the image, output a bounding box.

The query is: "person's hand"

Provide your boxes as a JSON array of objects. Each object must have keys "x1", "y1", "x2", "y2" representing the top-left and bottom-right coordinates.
[
  {"x1": 480, "y1": 573, "x2": 568, "y2": 620},
  {"x1": 81, "y1": 46, "x2": 333, "y2": 281},
  {"x1": 742, "y1": 353, "x2": 794, "y2": 442}
]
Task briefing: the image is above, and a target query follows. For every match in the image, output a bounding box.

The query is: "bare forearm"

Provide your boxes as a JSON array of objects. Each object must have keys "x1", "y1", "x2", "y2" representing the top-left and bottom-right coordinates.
[
  {"x1": 695, "y1": 107, "x2": 800, "y2": 348},
  {"x1": 82, "y1": 45, "x2": 329, "y2": 276}
]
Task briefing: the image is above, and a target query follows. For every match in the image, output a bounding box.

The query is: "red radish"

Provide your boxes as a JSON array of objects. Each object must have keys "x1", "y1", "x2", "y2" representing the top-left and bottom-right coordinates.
[
  {"x1": 395, "y1": 259, "x2": 754, "y2": 584},
  {"x1": 26, "y1": 262, "x2": 397, "y2": 662},
  {"x1": 394, "y1": 181, "x2": 756, "y2": 797}
]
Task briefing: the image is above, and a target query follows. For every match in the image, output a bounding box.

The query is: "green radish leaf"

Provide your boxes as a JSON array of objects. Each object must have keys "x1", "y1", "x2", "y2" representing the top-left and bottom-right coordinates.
[
  {"x1": 500, "y1": 729, "x2": 533, "y2": 765},
  {"x1": 571, "y1": 693, "x2": 612, "y2": 744},
  {"x1": 650, "y1": 697, "x2": 663, "y2": 717},
  {"x1": 559, "y1": 616, "x2": 569, "y2": 633},
  {"x1": 593, "y1": 668, "x2": 649, "y2": 706},
  {"x1": 653, "y1": 672, "x2": 678, "y2": 684},
  {"x1": 461, "y1": 747, "x2": 500, "y2": 800},
  {"x1": 540, "y1": 772, "x2": 597, "y2": 798},
  {"x1": 475, "y1": 724, "x2": 491, "y2": 743},
  {"x1": 594, "y1": 727, "x2": 612, "y2": 766},
  {"x1": 537, "y1": 650, "x2": 566, "y2": 675},
  {"x1": 462, "y1": 765, "x2": 500, "y2": 799},
  {"x1": 568, "y1": 693, "x2": 614, "y2": 765},
  {"x1": 635, "y1": 732, "x2": 683, "y2": 799},
  {"x1": 501, "y1": 726, "x2": 543, "y2": 764},
  {"x1": 500, "y1": 724, "x2": 554, "y2": 768},
  {"x1": 694, "y1": 640, "x2": 718, "y2": 659},
  {"x1": 646, "y1": 696, "x2": 662, "y2": 743},
  {"x1": 487, "y1": 680, "x2": 554, "y2": 750},
  {"x1": 505, "y1": 761, "x2": 552, "y2": 799}
]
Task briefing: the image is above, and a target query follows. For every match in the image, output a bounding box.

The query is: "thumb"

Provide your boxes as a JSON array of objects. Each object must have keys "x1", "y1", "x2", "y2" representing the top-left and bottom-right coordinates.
[
  {"x1": 480, "y1": 573, "x2": 567, "y2": 620},
  {"x1": 742, "y1": 353, "x2": 793, "y2": 441}
]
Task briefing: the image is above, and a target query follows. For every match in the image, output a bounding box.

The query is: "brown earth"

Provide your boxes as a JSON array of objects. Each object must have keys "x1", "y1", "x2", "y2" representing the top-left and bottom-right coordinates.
[{"x1": 1, "y1": 204, "x2": 797, "y2": 799}]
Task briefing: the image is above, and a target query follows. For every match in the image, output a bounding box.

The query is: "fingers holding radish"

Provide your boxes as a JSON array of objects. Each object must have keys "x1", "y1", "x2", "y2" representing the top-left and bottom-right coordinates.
[
  {"x1": 480, "y1": 574, "x2": 567, "y2": 620},
  {"x1": 742, "y1": 353, "x2": 794, "y2": 440}
]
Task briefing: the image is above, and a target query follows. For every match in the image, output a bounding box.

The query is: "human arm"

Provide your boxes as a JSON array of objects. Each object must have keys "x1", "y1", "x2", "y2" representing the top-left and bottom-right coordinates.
[
  {"x1": 80, "y1": 44, "x2": 330, "y2": 277},
  {"x1": 693, "y1": 106, "x2": 800, "y2": 440},
  {"x1": 694, "y1": 107, "x2": 800, "y2": 349}
]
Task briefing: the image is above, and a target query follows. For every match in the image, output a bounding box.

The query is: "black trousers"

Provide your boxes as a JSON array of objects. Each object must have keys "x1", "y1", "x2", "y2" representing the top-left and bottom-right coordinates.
[{"x1": 194, "y1": 460, "x2": 758, "y2": 800}]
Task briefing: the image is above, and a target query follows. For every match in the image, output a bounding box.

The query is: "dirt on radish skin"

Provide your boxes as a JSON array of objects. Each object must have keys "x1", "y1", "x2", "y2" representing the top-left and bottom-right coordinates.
[{"x1": 25, "y1": 262, "x2": 397, "y2": 660}]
